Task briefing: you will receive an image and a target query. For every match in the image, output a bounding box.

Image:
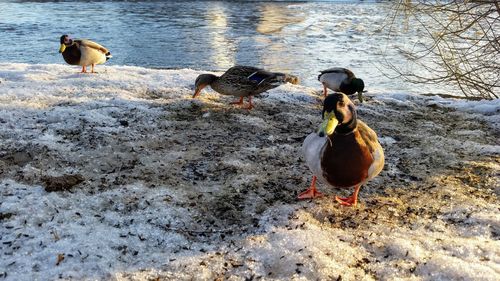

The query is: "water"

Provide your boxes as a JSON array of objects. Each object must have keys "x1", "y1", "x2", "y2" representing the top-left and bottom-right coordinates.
[{"x1": 0, "y1": 0, "x2": 432, "y2": 92}]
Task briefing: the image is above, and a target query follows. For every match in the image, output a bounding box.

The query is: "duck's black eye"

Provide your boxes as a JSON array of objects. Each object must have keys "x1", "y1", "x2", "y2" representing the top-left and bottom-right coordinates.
[{"x1": 338, "y1": 101, "x2": 345, "y2": 107}]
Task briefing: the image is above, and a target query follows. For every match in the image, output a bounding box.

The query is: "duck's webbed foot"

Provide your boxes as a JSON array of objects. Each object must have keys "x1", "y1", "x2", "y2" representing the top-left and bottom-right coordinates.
[
  {"x1": 298, "y1": 176, "x2": 324, "y2": 199},
  {"x1": 244, "y1": 96, "x2": 254, "y2": 110},
  {"x1": 231, "y1": 96, "x2": 254, "y2": 110},
  {"x1": 335, "y1": 185, "x2": 361, "y2": 207},
  {"x1": 230, "y1": 97, "x2": 244, "y2": 105}
]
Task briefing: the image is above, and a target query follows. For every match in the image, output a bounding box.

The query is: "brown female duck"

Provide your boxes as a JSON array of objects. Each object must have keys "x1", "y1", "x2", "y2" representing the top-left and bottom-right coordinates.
[
  {"x1": 299, "y1": 93, "x2": 384, "y2": 206},
  {"x1": 193, "y1": 65, "x2": 299, "y2": 109}
]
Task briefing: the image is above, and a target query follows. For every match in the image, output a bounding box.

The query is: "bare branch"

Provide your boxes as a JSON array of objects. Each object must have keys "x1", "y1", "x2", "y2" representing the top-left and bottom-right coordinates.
[{"x1": 382, "y1": 0, "x2": 499, "y2": 99}]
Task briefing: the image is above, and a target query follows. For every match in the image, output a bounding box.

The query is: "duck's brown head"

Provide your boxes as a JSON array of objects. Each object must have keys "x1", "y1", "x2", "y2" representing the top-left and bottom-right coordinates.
[{"x1": 193, "y1": 74, "x2": 218, "y2": 98}]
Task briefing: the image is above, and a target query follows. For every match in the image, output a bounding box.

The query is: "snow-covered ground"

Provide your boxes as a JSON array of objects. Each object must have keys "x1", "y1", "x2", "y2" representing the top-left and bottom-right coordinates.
[{"x1": 0, "y1": 63, "x2": 499, "y2": 280}]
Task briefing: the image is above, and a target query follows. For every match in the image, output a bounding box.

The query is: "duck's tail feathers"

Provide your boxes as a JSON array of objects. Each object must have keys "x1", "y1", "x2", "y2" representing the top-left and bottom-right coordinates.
[
  {"x1": 273, "y1": 73, "x2": 299, "y2": 85},
  {"x1": 105, "y1": 52, "x2": 112, "y2": 61},
  {"x1": 249, "y1": 71, "x2": 299, "y2": 87},
  {"x1": 282, "y1": 74, "x2": 299, "y2": 85}
]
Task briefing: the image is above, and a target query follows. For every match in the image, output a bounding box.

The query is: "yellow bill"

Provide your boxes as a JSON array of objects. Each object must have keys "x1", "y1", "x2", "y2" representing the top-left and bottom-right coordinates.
[
  {"x1": 59, "y1": 44, "x2": 66, "y2": 53},
  {"x1": 319, "y1": 111, "x2": 339, "y2": 136}
]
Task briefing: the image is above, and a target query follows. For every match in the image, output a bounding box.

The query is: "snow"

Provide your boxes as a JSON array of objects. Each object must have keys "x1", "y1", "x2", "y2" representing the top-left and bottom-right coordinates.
[
  {"x1": 427, "y1": 96, "x2": 500, "y2": 131},
  {"x1": 0, "y1": 63, "x2": 499, "y2": 280}
]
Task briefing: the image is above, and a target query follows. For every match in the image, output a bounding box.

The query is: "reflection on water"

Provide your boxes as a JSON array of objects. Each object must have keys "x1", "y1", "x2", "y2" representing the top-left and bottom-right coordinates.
[
  {"x1": 256, "y1": 3, "x2": 305, "y2": 73},
  {"x1": 256, "y1": 3, "x2": 305, "y2": 35},
  {"x1": 206, "y1": 4, "x2": 236, "y2": 69},
  {"x1": 0, "y1": 1, "x2": 439, "y2": 92}
]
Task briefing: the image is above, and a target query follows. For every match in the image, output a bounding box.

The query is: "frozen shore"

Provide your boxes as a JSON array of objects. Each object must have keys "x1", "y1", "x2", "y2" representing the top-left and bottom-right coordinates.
[{"x1": 0, "y1": 63, "x2": 499, "y2": 280}]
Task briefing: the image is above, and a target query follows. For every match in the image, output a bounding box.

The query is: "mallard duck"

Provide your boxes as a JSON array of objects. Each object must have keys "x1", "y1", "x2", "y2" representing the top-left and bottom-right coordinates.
[
  {"x1": 318, "y1": 67, "x2": 365, "y2": 102},
  {"x1": 59, "y1": 35, "x2": 112, "y2": 73},
  {"x1": 193, "y1": 65, "x2": 299, "y2": 109},
  {"x1": 299, "y1": 93, "x2": 384, "y2": 206}
]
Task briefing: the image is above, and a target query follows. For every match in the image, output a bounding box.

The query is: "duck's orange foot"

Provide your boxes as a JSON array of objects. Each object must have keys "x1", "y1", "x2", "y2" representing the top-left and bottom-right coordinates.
[
  {"x1": 335, "y1": 195, "x2": 357, "y2": 207},
  {"x1": 231, "y1": 97, "x2": 254, "y2": 110},
  {"x1": 230, "y1": 97, "x2": 244, "y2": 105},
  {"x1": 298, "y1": 188, "x2": 324, "y2": 199},
  {"x1": 245, "y1": 96, "x2": 254, "y2": 110},
  {"x1": 335, "y1": 185, "x2": 361, "y2": 207},
  {"x1": 298, "y1": 176, "x2": 323, "y2": 199}
]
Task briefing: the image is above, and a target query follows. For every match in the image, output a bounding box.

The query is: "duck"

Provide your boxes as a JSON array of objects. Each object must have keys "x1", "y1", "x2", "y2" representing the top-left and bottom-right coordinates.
[
  {"x1": 59, "y1": 34, "x2": 112, "y2": 73},
  {"x1": 318, "y1": 67, "x2": 365, "y2": 102},
  {"x1": 299, "y1": 93, "x2": 384, "y2": 206},
  {"x1": 193, "y1": 65, "x2": 299, "y2": 109}
]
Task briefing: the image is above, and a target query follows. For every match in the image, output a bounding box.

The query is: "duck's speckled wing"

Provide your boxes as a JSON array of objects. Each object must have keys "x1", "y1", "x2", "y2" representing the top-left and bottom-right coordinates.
[
  {"x1": 357, "y1": 120, "x2": 385, "y2": 180},
  {"x1": 213, "y1": 66, "x2": 289, "y2": 97},
  {"x1": 224, "y1": 66, "x2": 262, "y2": 77}
]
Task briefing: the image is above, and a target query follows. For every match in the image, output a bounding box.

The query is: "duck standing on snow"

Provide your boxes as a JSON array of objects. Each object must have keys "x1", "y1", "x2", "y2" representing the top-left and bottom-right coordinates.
[
  {"x1": 318, "y1": 67, "x2": 365, "y2": 102},
  {"x1": 59, "y1": 35, "x2": 112, "y2": 73},
  {"x1": 299, "y1": 93, "x2": 384, "y2": 206},
  {"x1": 193, "y1": 65, "x2": 299, "y2": 109}
]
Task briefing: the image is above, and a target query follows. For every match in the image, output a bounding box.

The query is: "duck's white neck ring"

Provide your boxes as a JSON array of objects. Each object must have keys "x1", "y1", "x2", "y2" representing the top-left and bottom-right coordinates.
[{"x1": 333, "y1": 127, "x2": 357, "y2": 136}]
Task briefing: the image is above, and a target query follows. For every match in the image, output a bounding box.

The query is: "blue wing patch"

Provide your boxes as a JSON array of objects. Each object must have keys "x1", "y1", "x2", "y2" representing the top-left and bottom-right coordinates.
[{"x1": 248, "y1": 72, "x2": 269, "y2": 83}]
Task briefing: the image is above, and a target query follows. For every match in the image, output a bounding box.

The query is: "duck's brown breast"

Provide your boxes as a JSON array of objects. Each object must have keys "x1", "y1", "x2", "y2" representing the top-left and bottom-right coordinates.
[
  {"x1": 321, "y1": 130, "x2": 373, "y2": 187},
  {"x1": 61, "y1": 44, "x2": 81, "y2": 65}
]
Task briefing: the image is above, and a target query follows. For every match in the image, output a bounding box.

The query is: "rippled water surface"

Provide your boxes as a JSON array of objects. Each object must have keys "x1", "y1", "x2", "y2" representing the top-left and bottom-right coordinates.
[{"x1": 1, "y1": 0, "x2": 429, "y2": 91}]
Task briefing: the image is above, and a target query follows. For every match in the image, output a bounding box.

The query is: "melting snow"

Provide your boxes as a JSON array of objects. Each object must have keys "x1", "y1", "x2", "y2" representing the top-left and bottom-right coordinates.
[{"x1": 0, "y1": 63, "x2": 499, "y2": 280}]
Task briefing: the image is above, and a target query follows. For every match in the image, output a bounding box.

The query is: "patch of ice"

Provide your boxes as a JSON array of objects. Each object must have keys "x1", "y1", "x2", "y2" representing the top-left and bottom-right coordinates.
[
  {"x1": 378, "y1": 136, "x2": 397, "y2": 146},
  {"x1": 263, "y1": 84, "x2": 318, "y2": 105},
  {"x1": 435, "y1": 97, "x2": 500, "y2": 116},
  {"x1": 222, "y1": 159, "x2": 251, "y2": 169},
  {"x1": 232, "y1": 114, "x2": 269, "y2": 128}
]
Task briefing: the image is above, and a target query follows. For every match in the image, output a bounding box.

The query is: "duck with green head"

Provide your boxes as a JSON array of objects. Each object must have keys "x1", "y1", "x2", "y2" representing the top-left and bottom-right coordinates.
[
  {"x1": 300, "y1": 93, "x2": 384, "y2": 206},
  {"x1": 193, "y1": 65, "x2": 299, "y2": 109},
  {"x1": 318, "y1": 67, "x2": 365, "y2": 102},
  {"x1": 59, "y1": 34, "x2": 112, "y2": 73}
]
